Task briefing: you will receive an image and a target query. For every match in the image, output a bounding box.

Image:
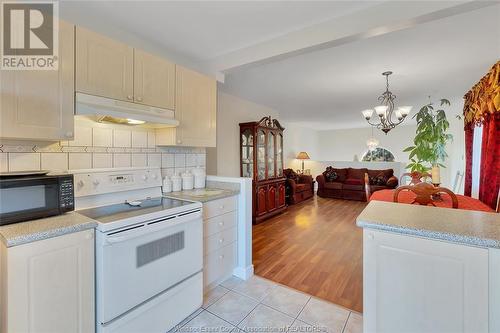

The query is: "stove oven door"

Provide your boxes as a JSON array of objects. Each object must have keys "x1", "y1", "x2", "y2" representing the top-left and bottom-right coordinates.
[{"x1": 96, "y1": 209, "x2": 203, "y2": 325}]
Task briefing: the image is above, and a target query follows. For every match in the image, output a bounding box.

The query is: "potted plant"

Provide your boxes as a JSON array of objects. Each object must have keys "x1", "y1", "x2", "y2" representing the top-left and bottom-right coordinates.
[{"x1": 403, "y1": 99, "x2": 453, "y2": 183}]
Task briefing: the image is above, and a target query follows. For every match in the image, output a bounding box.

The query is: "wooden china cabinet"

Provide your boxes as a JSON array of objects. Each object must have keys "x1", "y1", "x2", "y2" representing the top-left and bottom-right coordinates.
[{"x1": 239, "y1": 116, "x2": 287, "y2": 224}]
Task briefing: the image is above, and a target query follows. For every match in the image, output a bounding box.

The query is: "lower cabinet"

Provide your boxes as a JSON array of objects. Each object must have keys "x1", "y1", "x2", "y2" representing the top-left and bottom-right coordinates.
[
  {"x1": 202, "y1": 197, "x2": 238, "y2": 290},
  {"x1": 253, "y1": 179, "x2": 287, "y2": 224},
  {"x1": 363, "y1": 229, "x2": 488, "y2": 333},
  {"x1": 0, "y1": 230, "x2": 95, "y2": 333}
]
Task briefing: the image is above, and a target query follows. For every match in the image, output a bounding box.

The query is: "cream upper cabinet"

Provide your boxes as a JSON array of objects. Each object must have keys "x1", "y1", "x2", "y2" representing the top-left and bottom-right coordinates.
[
  {"x1": 134, "y1": 49, "x2": 175, "y2": 109},
  {"x1": 1, "y1": 230, "x2": 95, "y2": 333},
  {"x1": 0, "y1": 20, "x2": 75, "y2": 141},
  {"x1": 76, "y1": 26, "x2": 134, "y2": 102},
  {"x1": 167, "y1": 65, "x2": 216, "y2": 147}
]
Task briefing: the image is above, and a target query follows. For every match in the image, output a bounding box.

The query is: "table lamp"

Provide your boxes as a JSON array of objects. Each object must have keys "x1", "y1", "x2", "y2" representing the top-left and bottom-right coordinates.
[{"x1": 296, "y1": 152, "x2": 310, "y2": 173}]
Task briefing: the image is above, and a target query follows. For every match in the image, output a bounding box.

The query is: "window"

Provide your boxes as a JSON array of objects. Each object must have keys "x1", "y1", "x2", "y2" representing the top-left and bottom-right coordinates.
[{"x1": 362, "y1": 147, "x2": 395, "y2": 162}]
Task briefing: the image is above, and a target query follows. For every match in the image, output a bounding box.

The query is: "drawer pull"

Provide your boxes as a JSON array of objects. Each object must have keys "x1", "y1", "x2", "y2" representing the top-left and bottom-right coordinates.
[
  {"x1": 218, "y1": 222, "x2": 224, "y2": 226},
  {"x1": 219, "y1": 255, "x2": 224, "y2": 260},
  {"x1": 219, "y1": 238, "x2": 224, "y2": 243},
  {"x1": 219, "y1": 205, "x2": 225, "y2": 210}
]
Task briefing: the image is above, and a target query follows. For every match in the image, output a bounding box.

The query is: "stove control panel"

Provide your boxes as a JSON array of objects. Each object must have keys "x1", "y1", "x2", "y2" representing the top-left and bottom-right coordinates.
[{"x1": 73, "y1": 168, "x2": 162, "y2": 197}]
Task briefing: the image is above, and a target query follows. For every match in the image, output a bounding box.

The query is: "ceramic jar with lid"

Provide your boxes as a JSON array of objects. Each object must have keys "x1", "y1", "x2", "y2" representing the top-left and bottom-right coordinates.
[
  {"x1": 192, "y1": 167, "x2": 206, "y2": 189},
  {"x1": 162, "y1": 176, "x2": 173, "y2": 193},
  {"x1": 181, "y1": 171, "x2": 194, "y2": 190},
  {"x1": 171, "y1": 174, "x2": 182, "y2": 192}
]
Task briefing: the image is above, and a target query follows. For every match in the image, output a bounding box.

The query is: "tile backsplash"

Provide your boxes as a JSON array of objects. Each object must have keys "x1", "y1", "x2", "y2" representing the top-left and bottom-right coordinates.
[{"x1": 0, "y1": 117, "x2": 206, "y2": 177}]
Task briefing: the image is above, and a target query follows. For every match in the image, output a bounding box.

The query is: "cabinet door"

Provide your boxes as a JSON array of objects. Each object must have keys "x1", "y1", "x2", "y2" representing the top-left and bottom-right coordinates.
[
  {"x1": 134, "y1": 49, "x2": 175, "y2": 109},
  {"x1": 175, "y1": 65, "x2": 216, "y2": 147},
  {"x1": 277, "y1": 183, "x2": 286, "y2": 208},
  {"x1": 76, "y1": 26, "x2": 134, "y2": 102},
  {"x1": 0, "y1": 20, "x2": 74, "y2": 141},
  {"x1": 363, "y1": 229, "x2": 488, "y2": 333},
  {"x1": 267, "y1": 185, "x2": 277, "y2": 211},
  {"x1": 256, "y1": 186, "x2": 267, "y2": 216},
  {"x1": 6, "y1": 230, "x2": 95, "y2": 333}
]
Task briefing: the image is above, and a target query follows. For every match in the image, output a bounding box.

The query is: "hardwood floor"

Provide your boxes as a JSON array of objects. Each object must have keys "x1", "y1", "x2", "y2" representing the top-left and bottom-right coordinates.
[{"x1": 252, "y1": 196, "x2": 366, "y2": 313}]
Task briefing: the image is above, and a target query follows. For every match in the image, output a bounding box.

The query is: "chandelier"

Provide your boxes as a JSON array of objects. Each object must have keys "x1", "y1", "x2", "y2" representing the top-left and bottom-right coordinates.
[{"x1": 361, "y1": 71, "x2": 412, "y2": 134}]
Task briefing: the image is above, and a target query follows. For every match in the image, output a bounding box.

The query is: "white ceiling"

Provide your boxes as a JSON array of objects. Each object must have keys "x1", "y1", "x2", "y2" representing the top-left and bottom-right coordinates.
[
  {"x1": 222, "y1": 4, "x2": 500, "y2": 129},
  {"x1": 60, "y1": 1, "x2": 380, "y2": 61},
  {"x1": 60, "y1": 1, "x2": 500, "y2": 129}
]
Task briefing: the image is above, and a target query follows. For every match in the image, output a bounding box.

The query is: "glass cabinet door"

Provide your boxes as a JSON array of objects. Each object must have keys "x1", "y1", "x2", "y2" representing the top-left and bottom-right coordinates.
[
  {"x1": 267, "y1": 131, "x2": 275, "y2": 178},
  {"x1": 277, "y1": 133, "x2": 283, "y2": 177},
  {"x1": 257, "y1": 130, "x2": 266, "y2": 180},
  {"x1": 241, "y1": 129, "x2": 254, "y2": 178}
]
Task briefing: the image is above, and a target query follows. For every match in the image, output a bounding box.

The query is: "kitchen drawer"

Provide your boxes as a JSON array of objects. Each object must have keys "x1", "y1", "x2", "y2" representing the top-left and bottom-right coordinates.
[
  {"x1": 204, "y1": 226, "x2": 237, "y2": 255},
  {"x1": 204, "y1": 242, "x2": 236, "y2": 288},
  {"x1": 204, "y1": 211, "x2": 237, "y2": 237},
  {"x1": 203, "y1": 196, "x2": 237, "y2": 219}
]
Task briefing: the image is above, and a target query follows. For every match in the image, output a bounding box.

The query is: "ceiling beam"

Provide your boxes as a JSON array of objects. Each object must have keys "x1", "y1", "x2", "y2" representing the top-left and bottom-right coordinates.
[{"x1": 208, "y1": 0, "x2": 497, "y2": 78}]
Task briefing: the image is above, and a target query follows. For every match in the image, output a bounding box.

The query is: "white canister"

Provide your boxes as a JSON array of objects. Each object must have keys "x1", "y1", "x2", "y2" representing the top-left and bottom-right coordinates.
[
  {"x1": 182, "y1": 171, "x2": 194, "y2": 190},
  {"x1": 192, "y1": 167, "x2": 206, "y2": 189},
  {"x1": 162, "y1": 176, "x2": 172, "y2": 193},
  {"x1": 171, "y1": 174, "x2": 182, "y2": 192}
]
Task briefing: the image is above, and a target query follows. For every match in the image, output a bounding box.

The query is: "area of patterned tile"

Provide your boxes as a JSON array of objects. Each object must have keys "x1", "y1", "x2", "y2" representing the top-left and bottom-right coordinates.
[
  {"x1": 231, "y1": 275, "x2": 277, "y2": 301},
  {"x1": 343, "y1": 312, "x2": 362, "y2": 333},
  {"x1": 207, "y1": 290, "x2": 259, "y2": 325},
  {"x1": 261, "y1": 285, "x2": 311, "y2": 318},
  {"x1": 238, "y1": 304, "x2": 295, "y2": 332},
  {"x1": 297, "y1": 297, "x2": 350, "y2": 333},
  {"x1": 203, "y1": 285, "x2": 230, "y2": 308},
  {"x1": 169, "y1": 308, "x2": 204, "y2": 332},
  {"x1": 178, "y1": 310, "x2": 234, "y2": 333}
]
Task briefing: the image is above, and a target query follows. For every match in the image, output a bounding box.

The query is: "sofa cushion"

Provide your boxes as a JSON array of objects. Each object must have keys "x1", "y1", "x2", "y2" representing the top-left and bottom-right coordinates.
[
  {"x1": 386, "y1": 176, "x2": 398, "y2": 188},
  {"x1": 348, "y1": 168, "x2": 368, "y2": 180},
  {"x1": 295, "y1": 183, "x2": 312, "y2": 192},
  {"x1": 323, "y1": 166, "x2": 347, "y2": 182},
  {"x1": 367, "y1": 168, "x2": 394, "y2": 179},
  {"x1": 345, "y1": 178, "x2": 362, "y2": 185},
  {"x1": 343, "y1": 183, "x2": 364, "y2": 191},
  {"x1": 369, "y1": 173, "x2": 388, "y2": 186},
  {"x1": 324, "y1": 182, "x2": 343, "y2": 190}
]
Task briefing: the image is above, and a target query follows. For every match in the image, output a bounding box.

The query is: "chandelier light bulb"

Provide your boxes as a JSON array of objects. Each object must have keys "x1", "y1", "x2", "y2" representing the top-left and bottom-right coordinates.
[
  {"x1": 362, "y1": 109, "x2": 374, "y2": 120},
  {"x1": 399, "y1": 106, "x2": 412, "y2": 116},
  {"x1": 374, "y1": 105, "x2": 388, "y2": 117},
  {"x1": 366, "y1": 137, "x2": 379, "y2": 151}
]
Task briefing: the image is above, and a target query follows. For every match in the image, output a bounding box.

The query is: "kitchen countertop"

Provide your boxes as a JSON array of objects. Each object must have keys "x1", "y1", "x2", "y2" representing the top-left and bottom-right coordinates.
[
  {"x1": 0, "y1": 212, "x2": 97, "y2": 248},
  {"x1": 356, "y1": 201, "x2": 500, "y2": 249},
  {"x1": 164, "y1": 187, "x2": 240, "y2": 203}
]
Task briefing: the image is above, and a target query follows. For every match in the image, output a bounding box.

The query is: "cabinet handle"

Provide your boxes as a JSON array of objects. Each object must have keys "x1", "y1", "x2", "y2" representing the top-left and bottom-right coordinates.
[
  {"x1": 65, "y1": 131, "x2": 73, "y2": 138},
  {"x1": 85, "y1": 232, "x2": 93, "y2": 240},
  {"x1": 177, "y1": 140, "x2": 182, "y2": 144},
  {"x1": 218, "y1": 222, "x2": 224, "y2": 226},
  {"x1": 367, "y1": 233, "x2": 374, "y2": 240},
  {"x1": 219, "y1": 255, "x2": 224, "y2": 260},
  {"x1": 219, "y1": 238, "x2": 224, "y2": 243},
  {"x1": 127, "y1": 95, "x2": 133, "y2": 100},
  {"x1": 219, "y1": 205, "x2": 225, "y2": 210},
  {"x1": 136, "y1": 96, "x2": 143, "y2": 102}
]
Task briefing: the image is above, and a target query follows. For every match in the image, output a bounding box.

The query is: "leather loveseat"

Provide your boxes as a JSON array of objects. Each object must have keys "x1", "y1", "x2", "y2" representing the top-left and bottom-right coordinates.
[{"x1": 316, "y1": 166, "x2": 398, "y2": 201}]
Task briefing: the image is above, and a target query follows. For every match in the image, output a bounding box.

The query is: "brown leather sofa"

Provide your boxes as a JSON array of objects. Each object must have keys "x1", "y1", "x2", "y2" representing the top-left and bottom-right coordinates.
[
  {"x1": 316, "y1": 166, "x2": 398, "y2": 201},
  {"x1": 284, "y1": 169, "x2": 314, "y2": 204}
]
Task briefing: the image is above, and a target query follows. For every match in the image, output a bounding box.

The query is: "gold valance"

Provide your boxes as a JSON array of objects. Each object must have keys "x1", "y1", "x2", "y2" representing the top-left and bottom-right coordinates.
[{"x1": 463, "y1": 60, "x2": 500, "y2": 127}]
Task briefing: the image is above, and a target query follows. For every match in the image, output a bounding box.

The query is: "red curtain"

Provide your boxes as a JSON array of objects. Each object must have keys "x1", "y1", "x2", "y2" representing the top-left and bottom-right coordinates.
[
  {"x1": 464, "y1": 125, "x2": 474, "y2": 197},
  {"x1": 478, "y1": 113, "x2": 500, "y2": 209}
]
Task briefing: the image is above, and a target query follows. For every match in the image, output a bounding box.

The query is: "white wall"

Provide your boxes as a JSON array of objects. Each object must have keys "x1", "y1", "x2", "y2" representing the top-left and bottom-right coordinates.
[
  {"x1": 208, "y1": 89, "x2": 280, "y2": 177},
  {"x1": 317, "y1": 125, "x2": 416, "y2": 163},
  {"x1": 282, "y1": 122, "x2": 323, "y2": 176}
]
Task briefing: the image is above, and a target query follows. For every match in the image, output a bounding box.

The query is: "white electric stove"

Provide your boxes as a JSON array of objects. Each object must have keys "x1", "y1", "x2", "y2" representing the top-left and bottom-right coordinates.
[{"x1": 72, "y1": 167, "x2": 203, "y2": 333}]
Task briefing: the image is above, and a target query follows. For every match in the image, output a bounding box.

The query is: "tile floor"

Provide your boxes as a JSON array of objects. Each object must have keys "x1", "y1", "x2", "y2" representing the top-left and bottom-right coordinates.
[{"x1": 174, "y1": 275, "x2": 362, "y2": 333}]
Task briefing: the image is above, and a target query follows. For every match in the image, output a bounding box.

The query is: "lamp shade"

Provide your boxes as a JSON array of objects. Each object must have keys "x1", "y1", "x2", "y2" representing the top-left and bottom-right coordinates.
[{"x1": 296, "y1": 152, "x2": 310, "y2": 160}]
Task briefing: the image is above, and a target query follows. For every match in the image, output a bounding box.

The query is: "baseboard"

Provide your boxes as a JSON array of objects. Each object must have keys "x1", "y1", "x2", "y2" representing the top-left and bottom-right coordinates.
[{"x1": 233, "y1": 265, "x2": 254, "y2": 280}]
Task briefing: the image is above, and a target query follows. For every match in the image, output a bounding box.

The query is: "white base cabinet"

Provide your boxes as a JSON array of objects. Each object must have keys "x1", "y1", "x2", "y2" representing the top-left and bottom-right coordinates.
[
  {"x1": 363, "y1": 229, "x2": 489, "y2": 333},
  {"x1": 0, "y1": 230, "x2": 95, "y2": 333},
  {"x1": 202, "y1": 196, "x2": 238, "y2": 290}
]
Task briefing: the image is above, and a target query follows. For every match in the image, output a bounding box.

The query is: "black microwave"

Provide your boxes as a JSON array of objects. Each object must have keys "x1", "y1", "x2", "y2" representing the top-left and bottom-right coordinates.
[{"x1": 0, "y1": 172, "x2": 74, "y2": 226}]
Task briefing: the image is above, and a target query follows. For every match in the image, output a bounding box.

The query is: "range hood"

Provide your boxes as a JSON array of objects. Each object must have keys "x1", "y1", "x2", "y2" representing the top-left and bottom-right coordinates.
[{"x1": 75, "y1": 93, "x2": 179, "y2": 128}]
